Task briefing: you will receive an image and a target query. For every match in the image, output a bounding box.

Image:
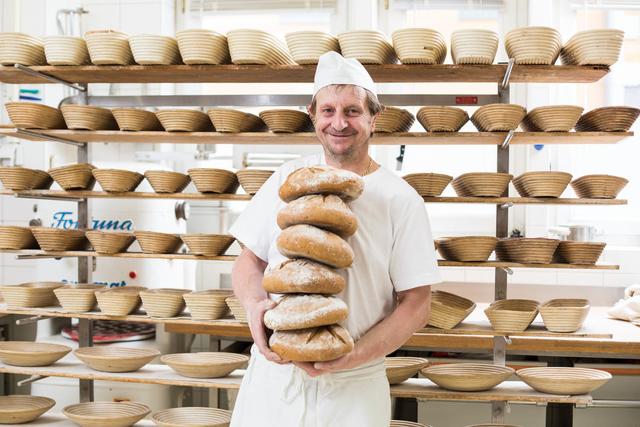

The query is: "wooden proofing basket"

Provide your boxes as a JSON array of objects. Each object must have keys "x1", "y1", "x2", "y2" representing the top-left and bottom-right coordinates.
[
  {"x1": 470, "y1": 104, "x2": 526, "y2": 132},
  {"x1": 84, "y1": 29, "x2": 134, "y2": 65},
  {"x1": 484, "y1": 299, "x2": 539, "y2": 333},
  {"x1": 63, "y1": 401, "x2": 150, "y2": 427},
  {"x1": 384, "y1": 357, "x2": 429, "y2": 384},
  {"x1": 48, "y1": 163, "x2": 96, "y2": 190},
  {"x1": 451, "y1": 29, "x2": 499, "y2": 65},
  {"x1": 520, "y1": 105, "x2": 584, "y2": 132},
  {"x1": 0, "y1": 282, "x2": 63, "y2": 309},
  {"x1": 176, "y1": 29, "x2": 230, "y2": 65},
  {"x1": 134, "y1": 230, "x2": 183, "y2": 254},
  {"x1": 44, "y1": 35, "x2": 89, "y2": 65},
  {"x1": 428, "y1": 290, "x2": 476, "y2": 329},
  {"x1": 337, "y1": 30, "x2": 397, "y2": 64},
  {"x1": 539, "y1": 298, "x2": 590, "y2": 333},
  {"x1": 417, "y1": 106, "x2": 469, "y2": 132},
  {"x1": 236, "y1": 169, "x2": 274, "y2": 194},
  {"x1": 161, "y1": 352, "x2": 249, "y2": 378},
  {"x1": 5, "y1": 102, "x2": 66, "y2": 129},
  {"x1": 0, "y1": 395, "x2": 55, "y2": 424},
  {"x1": 516, "y1": 367, "x2": 611, "y2": 395},
  {"x1": 226, "y1": 296, "x2": 247, "y2": 322},
  {"x1": 156, "y1": 109, "x2": 213, "y2": 132},
  {"x1": 85, "y1": 230, "x2": 135, "y2": 254},
  {"x1": 60, "y1": 104, "x2": 118, "y2": 130},
  {"x1": 570, "y1": 174, "x2": 628, "y2": 199},
  {"x1": 184, "y1": 289, "x2": 233, "y2": 320},
  {"x1": 390, "y1": 420, "x2": 429, "y2": 427},
  {"x1": 376, "y1": 106, "x2": 415, "y2": 133},
  {"x1": 140, "y1": 288, "x2": 191, "y2": 318},
  {"x1": 422, "y1": 363, "x2": 514, "y2": 392},
  {"x1": 495, "y1": 237, "x2": 560, "y2": 264},
  {"x1": 575, "y1": 106, "x2": 639, "y2": 132},
  {"x1": 74, "y1": 346, "x2": 160, "y2": 373},
  {"x1": 259, "y1": 109, "x2": 313, "y2": 133},
  {"x1": 112, "y1": 108, "x2": 163, "y2": 131},
  {"x1": 391, "y1": 28, "x2": 446, "y2": 64},
  {"x1": 403, "y1": 173, "x2": 452, "y2": 197},
  {"x1": 505, "y1": 26, "x2": 562, "y2": 65},
  {"x1": 152, "y1": 407, "x2": 232, "y2": 427},
  {"x1": 512, "y1": 171, "x2": 573, "y2": 198},
  {"x1": 0, "y1": 225, "x2": 38, "y2": 249},
  {"x1": 95, "y1": 287, "x2": 145, "y2": 316},
  {"x1": 451, "y1": 172, "x2": 512, "y2": 197},
  {"x1": 144, "y1": 170, "x2": 191, "y2": 193},
  {"x1": 207, "y1": 108, "x2": 265, "y2": 133},
  {"x1": 0, "y1": 341, "x2": 70, "y2": 367},
  {"x1": 54, "y1": 284, "x2": 104, "y2": 313},
  {"x1": 181, "y1": 234, "x2": 235, "y2": 256},
  {"x1": 30, "y1": 227, "x2": 90, "y2": 251},
  {"x1": 555, "y1": 241, "x2": 606, "y2": 265},
  {"x1": 188, "y1": 168, "x2": 239, "y2": 193},
  {"x1": 0, "y1": 32, "x2": 45, "y2": 65},
  {"x1": 436, "y1": 236, "x2": 497, "y2": 262},
  {"x1": 285, "y1": 31, "x2": 340, "y2": 65},
  {"x1": 227, "y1": 29, "x2": 295, "y2": 65},
  {"x1": 92, "y1": 169, "x2": 144, "y2": 192},
  {"x1": 560, "y1": 29, "x2": 624, "y2": 66},
  {"x1": 0, "y1": 167, "x2": 52, "y2": 191},
  {"x1": 129, "y1": 34, "x2": 181, "y2": 65}
]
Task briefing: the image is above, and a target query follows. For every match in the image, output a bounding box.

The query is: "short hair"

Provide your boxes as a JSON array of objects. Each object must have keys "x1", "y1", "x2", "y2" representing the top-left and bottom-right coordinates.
[{"x1": 309, "y1": 84, "x2": 384, "y2": 117}]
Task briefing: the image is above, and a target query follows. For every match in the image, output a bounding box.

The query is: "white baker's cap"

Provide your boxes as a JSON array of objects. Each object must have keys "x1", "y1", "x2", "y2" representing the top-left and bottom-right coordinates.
[{"x1": 312, "y1": 51, "x2": 377, "y2": 97}]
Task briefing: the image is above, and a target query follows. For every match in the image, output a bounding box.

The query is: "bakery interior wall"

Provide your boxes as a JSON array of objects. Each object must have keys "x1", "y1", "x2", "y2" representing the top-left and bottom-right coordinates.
[{"x1": 0, "y1": 0, "x2": 639, "y2": 425}]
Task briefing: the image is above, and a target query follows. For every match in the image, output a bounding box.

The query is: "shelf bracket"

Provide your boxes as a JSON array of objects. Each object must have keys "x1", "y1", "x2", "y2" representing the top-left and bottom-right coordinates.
[
  {"x1": 499, "y1": 266, "x2": 514, "y2": 275},
  {"x1": 14, "y1": 64, "x2": 87, "y2": 92},
  {"x1": 499, "y1": 202, "x2": 514, "y2": 209},
  {"x1": 500, "y1": 129, "x2": 515, "y2": 149},
  {"x1": 500, "y1": 58, "x2": 516, "y2": 90},
  {"x1": 16, "y1": 254, "x2": 62, "y2": 260},
  {"x1": 15, "y1": 129, "x2": 86, "y2": 148},
  {"x1": 15, "y1": 315, "x2": 51, "y2": 325},
  {"x1": 17, "y1": 375, "x2": 48, "y2": 387}
]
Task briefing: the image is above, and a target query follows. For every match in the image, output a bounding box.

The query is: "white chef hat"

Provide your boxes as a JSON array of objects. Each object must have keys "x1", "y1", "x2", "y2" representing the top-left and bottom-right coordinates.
[{"x1": 312, "y1": 51, "x2": 377, "y2": 97}]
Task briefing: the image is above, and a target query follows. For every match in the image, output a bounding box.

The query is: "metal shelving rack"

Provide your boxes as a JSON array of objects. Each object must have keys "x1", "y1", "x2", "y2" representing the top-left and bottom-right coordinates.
[{"x1": 0, "y1": 61, "x2": 633, "y2": 426}]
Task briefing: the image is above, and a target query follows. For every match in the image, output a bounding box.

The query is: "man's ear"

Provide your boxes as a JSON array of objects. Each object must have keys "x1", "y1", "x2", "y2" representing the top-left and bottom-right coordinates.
[{"x1": 307, "y1": 104, "x2": 315, "y2": 124}]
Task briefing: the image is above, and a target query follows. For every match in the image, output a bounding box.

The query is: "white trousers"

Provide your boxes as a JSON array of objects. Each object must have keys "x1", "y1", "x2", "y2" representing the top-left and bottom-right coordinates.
[{"x1": 230, "y1": 346, "x2": 391, "y2": 427}]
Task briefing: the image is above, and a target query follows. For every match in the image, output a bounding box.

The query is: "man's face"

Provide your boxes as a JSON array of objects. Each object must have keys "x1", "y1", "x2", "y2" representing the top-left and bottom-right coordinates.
[{"x1": 310, "y1": 85, "x2": 378, "y2": 160}]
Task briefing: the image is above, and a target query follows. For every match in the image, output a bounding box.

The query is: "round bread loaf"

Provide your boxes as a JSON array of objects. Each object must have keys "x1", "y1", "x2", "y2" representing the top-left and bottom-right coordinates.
[
  {"x1": 264, "y1": 294, "x2": 348, "y2": 330},
  {"x1": 277, "y1": 224, "x2": 354, "y2": 268},
  {"x1": 277, "y1": 194, "x2": 358, "y2": 237},
  {"x1": 263, "y1": 259, "x2": 345, "y2": 294},
  {"x1": 269, "y1": 324, "x2": 354, "y2": 362},
  {"x1": 279, "y1": 166, "x2": 364, "y2": 203}
]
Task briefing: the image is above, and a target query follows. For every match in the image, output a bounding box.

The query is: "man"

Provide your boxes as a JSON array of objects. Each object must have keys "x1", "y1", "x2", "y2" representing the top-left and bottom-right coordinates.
[{"x1": 229, "y1": 51, "x2": 441, "y2": 426}]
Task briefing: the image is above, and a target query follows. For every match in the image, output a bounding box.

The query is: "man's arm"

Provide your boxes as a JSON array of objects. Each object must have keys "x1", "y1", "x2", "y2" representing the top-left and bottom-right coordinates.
[
  {"x1": 296, "y1": 284, "x2": 431, "y2": 376},
  {"x1": 231, "y1": 247, "x2": 284, "y2": 363}
]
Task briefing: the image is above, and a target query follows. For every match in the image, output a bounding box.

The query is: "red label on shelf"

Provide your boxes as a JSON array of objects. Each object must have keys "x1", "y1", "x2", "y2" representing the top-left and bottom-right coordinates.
[{"x1": 456, "y1": 96, "x2": 478, "y2": 105}]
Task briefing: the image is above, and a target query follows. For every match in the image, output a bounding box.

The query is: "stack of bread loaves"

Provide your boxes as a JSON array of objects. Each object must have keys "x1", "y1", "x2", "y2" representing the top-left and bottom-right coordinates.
[{"x1": 264, "y1": 165, "x2": 364, "y2": 362}]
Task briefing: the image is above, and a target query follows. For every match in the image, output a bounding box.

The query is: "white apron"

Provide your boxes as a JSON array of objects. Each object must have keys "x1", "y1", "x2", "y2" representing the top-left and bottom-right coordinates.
[{"x1": 230, "y1": 346, "x2": 391, "y2": 427}]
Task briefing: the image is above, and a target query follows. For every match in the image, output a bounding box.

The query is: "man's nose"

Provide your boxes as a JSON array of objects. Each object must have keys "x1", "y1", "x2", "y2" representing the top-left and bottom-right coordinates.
[{"x1": 331, "y1": 110, "x2": 348, "y2": 131}]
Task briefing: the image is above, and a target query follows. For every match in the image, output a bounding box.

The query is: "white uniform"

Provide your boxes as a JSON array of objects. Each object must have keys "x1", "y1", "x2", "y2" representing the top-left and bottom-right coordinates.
[{"x1": 229, "y1": 153, "x2": 441, "y2": 427}]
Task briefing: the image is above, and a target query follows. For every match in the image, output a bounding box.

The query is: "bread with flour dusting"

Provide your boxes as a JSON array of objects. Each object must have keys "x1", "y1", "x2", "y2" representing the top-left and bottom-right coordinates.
[
  {"x1": 264, "y1": 294, "x2": 348, "y2": 330},
  {"x1": 277, "y1": 224, "x2": 354, "y2": 268},
  {"x1": 279, "y1": 165, "x2": 364, "y2": 203},
  {"x1": 263, "y1": 259, "x2": 345, "y2": 294},
  {"x1": 269, "y1": 324, "x2": 354, "y2": 362},
  {"x1": 277, "y1": 194, "x2": 357, "y2": 237}
]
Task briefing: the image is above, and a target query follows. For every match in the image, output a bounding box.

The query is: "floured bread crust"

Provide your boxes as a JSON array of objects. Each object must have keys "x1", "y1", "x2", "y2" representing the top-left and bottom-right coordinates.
[
  {"x1": 264, "y1": 294, "x2": 348, "y2": 330},
  {"x1": 276, "y1": 224, "x2": 354, "y2": 268},
  {"x1": 279, "y1": 166, "x2": 364, "y2": 203},
  {"x1": 262, "y1": 259, "x2": 346, "y2": 294},
  {"x1": 269, "y1": 324, "x2": 355, "y2": 362},
  {"x1": 277, "y1": 194, "x2": 358, "y2": 237}
]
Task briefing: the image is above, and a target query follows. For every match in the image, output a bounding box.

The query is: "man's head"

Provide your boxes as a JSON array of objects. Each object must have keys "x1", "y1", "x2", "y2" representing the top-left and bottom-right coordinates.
[{"x1": 309, "y1": 52, "x2": 384, "y2": 163}]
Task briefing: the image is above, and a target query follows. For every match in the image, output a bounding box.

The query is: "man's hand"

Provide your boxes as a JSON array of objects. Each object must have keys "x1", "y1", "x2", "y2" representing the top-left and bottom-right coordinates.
[
  {"x1": 246, "y1": 298, "x2": 287, "y2": 364},
  {"x1": 292, "y1": 349, "x2": 362, "y2": 377}
]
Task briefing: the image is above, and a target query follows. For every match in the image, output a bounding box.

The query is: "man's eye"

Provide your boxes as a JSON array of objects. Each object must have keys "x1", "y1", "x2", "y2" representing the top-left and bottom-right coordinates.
[{"x1": 322, "y1": 108, "x2": 333, "y2": 113}]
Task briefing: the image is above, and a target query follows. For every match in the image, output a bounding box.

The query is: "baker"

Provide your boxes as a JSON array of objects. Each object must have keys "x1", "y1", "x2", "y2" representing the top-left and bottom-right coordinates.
[{"x1": 229, "y1": 51, "x2": 441, "y2": 427}]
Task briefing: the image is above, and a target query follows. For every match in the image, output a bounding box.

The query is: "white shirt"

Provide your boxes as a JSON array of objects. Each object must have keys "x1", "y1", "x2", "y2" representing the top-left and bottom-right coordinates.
[{"x1": 229, "y1": 153, "x2": 442, "y2": 341}]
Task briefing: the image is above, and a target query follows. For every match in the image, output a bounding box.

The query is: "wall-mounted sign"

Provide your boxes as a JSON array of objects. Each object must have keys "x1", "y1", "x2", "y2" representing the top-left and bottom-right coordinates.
[{"x1": 51, "y1": 211, "x2": 134, "y2": 231}]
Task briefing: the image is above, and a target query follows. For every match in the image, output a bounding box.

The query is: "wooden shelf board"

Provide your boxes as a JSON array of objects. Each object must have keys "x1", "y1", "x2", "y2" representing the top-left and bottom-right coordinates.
[
  {"x1": 0, "y1": 189, "x2": 626, "y2": 205},
  {"x1": 13, "y1": 414, "x2": 155, "y2": 427},
  {"x1": 0, "y1": 64, "x2": 610, "y2": 84},
  {"x1": 0, "y1": 128, "x2": 632, "y2": 146},
  {"x1": 391, "y1": 378, "x2": 592, "y2": 404},
  {"x1": 0, "y1": 250, "x2": 619, "y2": 269},
  {"x1": 0, "y1": 359, "x2": 244, "y2": 390}
]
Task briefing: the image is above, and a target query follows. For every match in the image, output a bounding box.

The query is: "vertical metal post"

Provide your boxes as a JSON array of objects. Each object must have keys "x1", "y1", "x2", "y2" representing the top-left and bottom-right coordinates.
[
  {"x1": 546, "y1": 357, "x2": 575, "y2": 427},
  {"x1": 76, "y1": 83, "x2": 94, "y2": 403},
  {"x1": 491, "y1": 79, "x2": 511, "y2": 424}
]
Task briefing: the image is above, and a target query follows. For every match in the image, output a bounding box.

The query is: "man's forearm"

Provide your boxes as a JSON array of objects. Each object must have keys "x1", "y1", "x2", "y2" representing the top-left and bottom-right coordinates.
[
  {"x1": 350, "y1": 286, "x2": 431, "y2": 366},
  {"x1": 231, "y1": 248, "x2": 269, "y2": 308}
]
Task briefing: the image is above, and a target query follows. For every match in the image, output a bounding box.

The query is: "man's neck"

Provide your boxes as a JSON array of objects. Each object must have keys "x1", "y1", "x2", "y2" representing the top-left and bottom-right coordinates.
[{"x1": 323, "y1": 151, "x2": 373, "y2": 176}]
